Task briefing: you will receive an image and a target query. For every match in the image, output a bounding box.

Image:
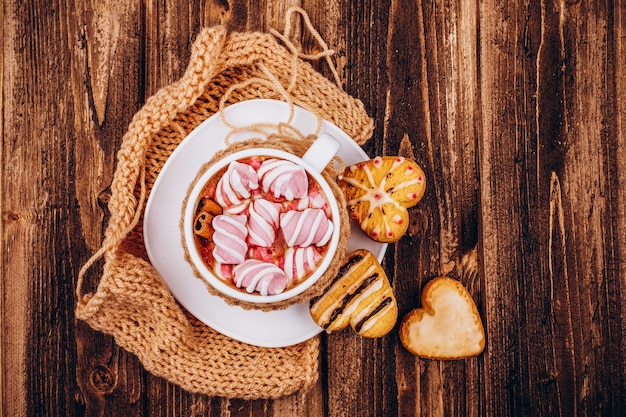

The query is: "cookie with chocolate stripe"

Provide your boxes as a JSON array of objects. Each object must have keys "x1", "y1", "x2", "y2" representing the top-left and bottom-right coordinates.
[{"x1": 309, "y1": 249, "x2": 397, "y2": 338}]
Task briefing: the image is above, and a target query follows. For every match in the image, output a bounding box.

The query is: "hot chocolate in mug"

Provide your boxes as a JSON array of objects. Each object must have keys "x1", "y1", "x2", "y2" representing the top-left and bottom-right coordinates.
[{"x1": 183, "y1": 133, "x2": 342, "y2": 304}]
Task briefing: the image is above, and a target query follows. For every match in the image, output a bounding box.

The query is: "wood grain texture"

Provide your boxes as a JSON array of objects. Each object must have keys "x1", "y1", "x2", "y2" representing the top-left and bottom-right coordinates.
[{"x1": 1, "y1": 0, "x2": 624, "y2": 416}]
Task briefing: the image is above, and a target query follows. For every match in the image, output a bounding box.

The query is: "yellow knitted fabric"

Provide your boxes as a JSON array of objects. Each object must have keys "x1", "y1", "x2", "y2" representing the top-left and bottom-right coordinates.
[{"x1": 75, "y1": 17, "x2": 373, "y2": 400}]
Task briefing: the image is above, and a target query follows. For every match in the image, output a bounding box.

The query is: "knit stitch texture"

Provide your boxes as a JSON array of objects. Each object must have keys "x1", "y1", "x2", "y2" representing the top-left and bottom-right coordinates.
[{"x1": 75, "y1": 22, "x2": 373, "y2": 400}]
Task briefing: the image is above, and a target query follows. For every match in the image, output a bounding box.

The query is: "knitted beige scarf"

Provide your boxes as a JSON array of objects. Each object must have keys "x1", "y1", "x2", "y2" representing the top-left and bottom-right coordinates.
[{"x1": 75, "y1": 8, "x2": 373, "y2": 399}]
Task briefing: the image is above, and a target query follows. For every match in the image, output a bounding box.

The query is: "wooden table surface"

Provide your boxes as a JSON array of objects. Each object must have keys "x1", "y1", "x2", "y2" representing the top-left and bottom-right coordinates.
[{"x1": 2, "y1": 0, "x2": 625, "y2": 416}]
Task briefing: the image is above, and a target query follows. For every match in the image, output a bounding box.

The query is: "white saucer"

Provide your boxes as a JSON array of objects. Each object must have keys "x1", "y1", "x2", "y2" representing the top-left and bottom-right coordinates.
[{"x1": 143, "y1": 99, "x2": 386, "y2": 347}]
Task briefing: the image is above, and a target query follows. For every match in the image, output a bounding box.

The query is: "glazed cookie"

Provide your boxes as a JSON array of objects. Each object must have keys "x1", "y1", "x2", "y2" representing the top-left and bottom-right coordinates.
[
  {"x1": 309, "y1": 249, "x2": 397, "y2": 338},
  {"x1": 338, "y1": 156, "x2": 426, "y2": 243},
  {"x1": 400, "y1": 277, "x2": 485, "y2": 359}
]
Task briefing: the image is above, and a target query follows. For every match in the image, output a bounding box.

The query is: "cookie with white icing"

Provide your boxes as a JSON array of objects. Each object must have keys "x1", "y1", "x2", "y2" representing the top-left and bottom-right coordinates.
[
  {"x1": 309, "y1": 249, "x2": 397, "y2": 338},
  {"x1": 338, "y1": 156, "x2": 426, "y2": 243}
]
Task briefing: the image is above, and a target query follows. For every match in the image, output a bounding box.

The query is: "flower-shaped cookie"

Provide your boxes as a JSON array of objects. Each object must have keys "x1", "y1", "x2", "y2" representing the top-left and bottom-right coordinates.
[{"x1": 338, "y1": 156, "x2": 426, "y2": 243}]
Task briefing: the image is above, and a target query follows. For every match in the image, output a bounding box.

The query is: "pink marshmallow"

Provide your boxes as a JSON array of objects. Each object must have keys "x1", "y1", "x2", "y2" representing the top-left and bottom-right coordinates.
[
  {"x1": 211, "y1": 214, "x2": 248, "y2": 264},
  {"x1": 232, "y1": 259, "x2": 288, "y2": 296},
  {"x1": 257, "y1": 158, "x2": 308, "y2": 200},
  {"x1": 215, "y1": 161, "x2": 259, "y2": 208},
  {"x1": 283, "y1": 246, "x2": 322, "y2": 285},
  {"x1": 247, "y1": 198, "x2": 281, "y2": 247},
  {"x1": 280, "y1": 208, "x2": 334, "y2": 247}
]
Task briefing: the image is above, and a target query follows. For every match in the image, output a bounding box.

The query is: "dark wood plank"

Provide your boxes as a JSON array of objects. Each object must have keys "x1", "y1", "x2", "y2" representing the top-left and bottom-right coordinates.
[
  {"x1": 478, "y1": 2, "x2": 542, "y2": 415},
  {"x1": 1, "y1": 2, "x2": 30, "y2": 414},
  {"x1": 556, "y1": 1, "x2": 626, "y2": 413},
  {"x1": 319, "y1": 0, "x2": 399, "y2": 415},
  {"x1": 68, "y1": 0, "x2": 147, "y2": 415},
  {"x1": 385, "y1": 0, "x2": 484, "y2": 416},
  {"x1": 617, "y1": 2, "x2": 626, "y2": 409}
]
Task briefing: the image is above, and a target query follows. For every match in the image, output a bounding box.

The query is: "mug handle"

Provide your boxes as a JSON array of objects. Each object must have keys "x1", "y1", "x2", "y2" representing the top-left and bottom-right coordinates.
[{"x1": 301, "y1": 133, "x2": 342, "y2": 173}]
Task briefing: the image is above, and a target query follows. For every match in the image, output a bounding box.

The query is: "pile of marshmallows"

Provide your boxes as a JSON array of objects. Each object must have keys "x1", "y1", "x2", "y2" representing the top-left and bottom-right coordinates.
[{"x1": 207, "y1": 158, "x2": 334, "y2": 296}]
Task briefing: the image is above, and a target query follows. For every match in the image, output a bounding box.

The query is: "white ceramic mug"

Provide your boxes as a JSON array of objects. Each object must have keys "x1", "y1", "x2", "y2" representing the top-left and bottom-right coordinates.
[{"x1": 183, "y1": 133, "x2": 342, "y2": 304}]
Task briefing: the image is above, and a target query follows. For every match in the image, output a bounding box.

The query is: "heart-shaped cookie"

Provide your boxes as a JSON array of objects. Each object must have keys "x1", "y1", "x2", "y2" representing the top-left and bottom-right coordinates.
[
  {"x1": 309, "y1": 249, "x2": 398, "y2": 338},
  {"x1": 338, "y1": 156, "x2": 426, "y2": 243},
  {"x1": 400, "y1": 277, "x2": 485, "y2": 359}
]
